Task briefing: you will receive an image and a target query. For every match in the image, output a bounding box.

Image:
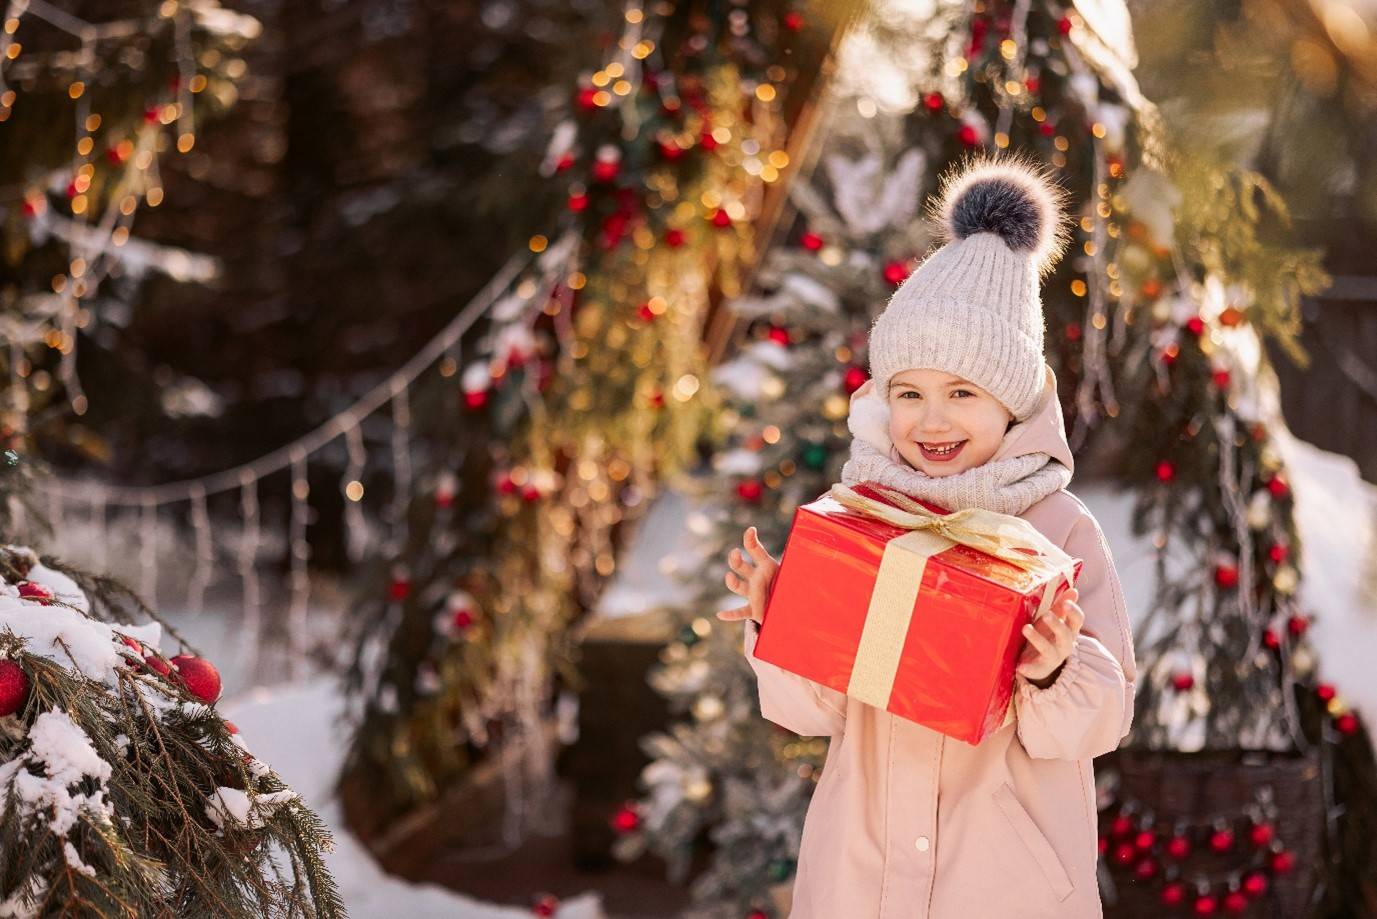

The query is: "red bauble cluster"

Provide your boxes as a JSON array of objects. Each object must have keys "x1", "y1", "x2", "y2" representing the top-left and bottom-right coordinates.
[{"x1": 1104, "y1": 802, "x2": 1292, "y2": 916}]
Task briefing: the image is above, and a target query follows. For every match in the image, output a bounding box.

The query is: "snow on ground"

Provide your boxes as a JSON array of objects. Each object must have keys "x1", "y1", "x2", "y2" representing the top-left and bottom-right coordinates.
[{"x1": 222, "y1": 679, "x2": 607, "y2": 919}]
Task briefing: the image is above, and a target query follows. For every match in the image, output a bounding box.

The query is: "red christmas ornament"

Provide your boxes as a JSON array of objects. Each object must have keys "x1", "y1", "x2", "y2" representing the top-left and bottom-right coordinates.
[
  {"x1": 610, "y1": 802, "x2": 641, "y2": 833},
  {"x1": 800, "y1": 231, "x2": 824, "y2": 252},
  {"x1": 1155, "y1": 460, "x2": 1176, "y2": 482},
  {"x1": 531, "y1": 893, "x2": 560, "y2": 917},
  {"x1": 225, "y1": 721, "x2": 240, "y2": 735},
  {"x1": 1194, "y1": 894, "x2": 1218, "y2": 916},
  {"x1": 1065, "y1": 321, "x2": 1082, "y2": 342},
  {"x1": 555, "y1": 152, "x2": 575, "y2": 172},
  {"x1": 567, "y1": 192, "x2": 589, "y2": 213},
  {"x1": 17, "y1": 581, "x2": 53, "y2": 604},
  {"x1": 882, "y1": 260, "x2": 911, "y2": 285},
  {"x1": 923, "y1": 91, "x2": 945, "y2": 113},
  {"x1": 783, "y1": 10, "x2": 805, "y2": 31},
  {"x1": 521, "y1": 485, "x2": 541, "y2": 503},
  {"x1": 144, "y1": 105, "x2": 161, "y2": 124},
  {"x1": 170, "y1": 655, "x2": 222, "y2": 704},
  {"x1": 1056, "y1": 15, "x2": 1074, "y2": 34},
  {"x1": 1266, "y1": 476, "x2": 1290, "y2": 499},
  {"x1": 737, "y1": 480, "x2": 763, "y2": 503},
  {"x1": 1336, "y1": 713, "x2": 1360, "y2": 735},
  {"x1": 1185, "y1": 316, "x2": 1206, "y2": 337},
  {"x1": 0, "y1": 660, "x2": 31, "y2": 717},
  {"x1": 843, "y1": 366, "x2": 868, "y2": 393},
  {"x1": 1269, "y1": 849, "x2": 1296, "y2": 874},
  {"x1": 1097, "y1": 835, "x2": 1109, "y2": 855},
  {"x1": 576, "y1": 87, "x2": 599, "y2": 111},
  {"x1": 1112, "y1": 842, "x2": 1136, "y2": 866},
  {"x1": 1287, "y1": 614, "x2": 1308, "y2": 637},
  {"x1": 1214, "y1": 564, "x2": 1240, "y2": 589},
  {"x1": 1133, "y1": 857, "x2": 1158, "y2": 880},
  {"x1": 1171, "y1": 672, "x2": 1195, "y2": 691},
  {"x1": 464, "y1": 389, "x2": 489, "y2": 410},
  {"x1": 105, "y1": 145, "x2": 128, "y2": 165},
  {"x1": 767, "y1": 326, "x2": 791, "y2": 347},
  {"x1": 710, "y1": 208, "x2": 733, "y2": 229},
  {"x1": 1316, "y1": 683, "x2": 1336, "y2": 702},
  {"x1": 699, "y1": 130, "x2": 719, "y2": 151},
  {"x1": 592, "y1": 159, "x2": 620, "y2": 182},
  {"x1": 1223, "y1": 891, "x2": 1249, "y2": 913},
  {"x1": 1209, "y1": 828, "x2": 1235, "y2": 853},
  {"x1": 452, "y1": 608, "x2": 474, "y2": 632},
  {"x1": 66, "y1": 180, "x2": 80, "y2": 199},
  {"x1": 21, "y1": 197, "x2": 43, "y2": 218},
  {"x1": 144, "y1": 654, "x2": 171, "y2": 677},
  {"x1": 1212, "y1": 369, "x2": 1231, "y2": 390},
  {"x1": 1134, "y1": 829, "x2": 1158, "y2": 850},
  {"x1": 1024, "y1": 75, "x2": 1041, "y2": 94},
  {"x1": 1161, "y1": 882, "x2": 1187, "y2": 906},
  {"x1": 656, "y1": 139, "x2": 683, "y2": 161},
  {"x1": 1242, "y1": 871, "x2": 1268, "y2": 897},
  {"x1": 1249, "y1": 822, "x2": 1274, "y2": 847},
  {"x1": 638, "y1": 302, "x2": 658, "y2": 322},
  {"x1": 665, "y1": 228, "x2": 686, "y2": 248},
  {"x1": 1110, "y1": 813, "x2": 1134, "y2": 838},
  {"x1": 1267, "y1": 543, "x2": 1289, "y2": 564},
  {"x1": 1165, "y1": 835, "x2": 1191, "y2": 859},
  {"x1": 1262, "y1": 628, "x2": 1280, "y2": 650},
  {"x1": 648, "y1": 390, "x2": 665, "y2": 409},
  {"x1": 957, "y1": 123, "x2": 980, "y2": 147},
  {"x1": 389, "y1": 578, "x2": 411, "y2": 602},
  {"x1": 1039, "y1": 121, "x2": 1056, "y2": 137}
]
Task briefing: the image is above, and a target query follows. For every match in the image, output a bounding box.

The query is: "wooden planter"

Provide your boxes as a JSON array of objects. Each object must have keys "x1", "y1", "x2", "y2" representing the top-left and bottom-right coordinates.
[{"x1": 1099, "y1": 747, "x2": 1323, "y2": 918}]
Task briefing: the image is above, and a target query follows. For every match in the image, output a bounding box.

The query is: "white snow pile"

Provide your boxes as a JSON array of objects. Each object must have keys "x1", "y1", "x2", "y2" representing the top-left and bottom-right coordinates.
[
  {"x1": 0, "y1": 710, "x2": 113, "y2": 876},
  {"x1": 205, "y1": 786, "x2": 300, "y2": 831}
]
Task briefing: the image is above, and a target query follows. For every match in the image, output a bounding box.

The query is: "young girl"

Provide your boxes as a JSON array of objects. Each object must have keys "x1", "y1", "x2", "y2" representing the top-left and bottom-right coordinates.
[{"x1": 718, "y1": 155, "x2": 1137, "y2": 918}]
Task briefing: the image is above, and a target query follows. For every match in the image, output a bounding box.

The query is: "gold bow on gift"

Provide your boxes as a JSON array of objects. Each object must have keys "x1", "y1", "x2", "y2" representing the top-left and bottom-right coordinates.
[{"x1": 827, "y1": 482, "x2": 1079, "y2": 728}]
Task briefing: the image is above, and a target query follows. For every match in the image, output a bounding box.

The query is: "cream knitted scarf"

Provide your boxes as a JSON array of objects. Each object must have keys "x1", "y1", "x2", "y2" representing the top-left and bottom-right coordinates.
[{"x1": 839, "y1": 408, "x2": 1070, "y2": 517}]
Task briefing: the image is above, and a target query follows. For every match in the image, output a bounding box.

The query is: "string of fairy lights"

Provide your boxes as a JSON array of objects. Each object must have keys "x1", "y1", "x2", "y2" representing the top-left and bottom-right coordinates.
[{"x1": 2, "y1": 0, "x2": 255, "y2": 420}]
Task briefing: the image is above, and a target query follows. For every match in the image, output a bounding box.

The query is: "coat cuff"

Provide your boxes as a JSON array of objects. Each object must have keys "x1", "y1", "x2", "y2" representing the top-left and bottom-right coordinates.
[{"x1": 1016, "y1": 637, "x2": 1084, "y2": 705}]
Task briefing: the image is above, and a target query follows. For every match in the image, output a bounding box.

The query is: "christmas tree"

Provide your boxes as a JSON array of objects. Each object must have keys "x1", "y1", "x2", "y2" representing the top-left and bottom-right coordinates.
[
  {"x1": 1, "y1": 4, "x2": 342, "y2": 915},
  {"x1": 337, "y1": 0, "x2": 854, "y2": 847},
  {"x1": 614, "y1": 0, "x2": 1374, "y2": 916}
]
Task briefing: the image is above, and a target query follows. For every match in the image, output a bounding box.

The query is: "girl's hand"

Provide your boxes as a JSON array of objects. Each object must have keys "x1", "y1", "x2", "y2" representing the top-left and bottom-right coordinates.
[
  {"x1": 718, "y1": 526, "x2": 779, "y2": 625},
  {"x1": 1015, "y1": 587, "x2": 1083, "y2": 688}
]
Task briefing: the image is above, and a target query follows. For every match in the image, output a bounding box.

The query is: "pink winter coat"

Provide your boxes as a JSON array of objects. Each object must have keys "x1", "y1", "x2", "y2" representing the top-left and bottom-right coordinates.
[{"x1": 743, "y1": 370, "x2": 1137, "y2": 918}]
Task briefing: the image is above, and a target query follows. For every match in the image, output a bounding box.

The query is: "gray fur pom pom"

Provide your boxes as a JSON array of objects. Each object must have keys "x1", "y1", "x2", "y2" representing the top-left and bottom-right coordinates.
[{"x1": 931, "y1": 153, "x2": 1071, "y2": 277}]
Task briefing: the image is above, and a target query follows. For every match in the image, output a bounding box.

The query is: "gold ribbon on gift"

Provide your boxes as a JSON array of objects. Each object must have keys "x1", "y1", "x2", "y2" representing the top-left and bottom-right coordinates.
[{"x1": 828, "y1": 483, "x2": 1078, "y2": 726}]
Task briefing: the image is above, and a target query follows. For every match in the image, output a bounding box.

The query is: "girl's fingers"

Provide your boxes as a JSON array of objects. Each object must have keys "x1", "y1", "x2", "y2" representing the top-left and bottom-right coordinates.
[
  {"x1": 724, "y1": 571, "x2": 748, "y2": 596},
  {"x1": 727, "y1": 547, "x2": 754, "y2": 577},
  {"x1": 1021, "y1": 621, "x2": 1051, "y2": 655},
  {"x1": 743, "y1": 527, "x2": 775, "y2": 566},
  {"x1": 716, "y1": 605, "x2": 754, "y2": 622}
]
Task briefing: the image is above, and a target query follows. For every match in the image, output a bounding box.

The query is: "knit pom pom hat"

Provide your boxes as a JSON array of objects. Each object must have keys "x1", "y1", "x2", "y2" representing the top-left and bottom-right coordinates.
[{"x1": 867, "y1": 153, "x2": 1071, "y2": 421}]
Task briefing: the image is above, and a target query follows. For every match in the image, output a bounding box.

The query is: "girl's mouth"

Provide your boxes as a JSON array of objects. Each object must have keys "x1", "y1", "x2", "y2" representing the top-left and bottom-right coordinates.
[{"x1": 918, "y1": 440, "x2": 967, "y2": 463}]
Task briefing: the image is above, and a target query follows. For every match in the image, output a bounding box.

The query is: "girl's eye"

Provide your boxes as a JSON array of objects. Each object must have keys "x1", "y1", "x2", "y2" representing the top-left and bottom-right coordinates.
[{"x1": 952, "y1": 389, "x2": 974, "y2": 398}]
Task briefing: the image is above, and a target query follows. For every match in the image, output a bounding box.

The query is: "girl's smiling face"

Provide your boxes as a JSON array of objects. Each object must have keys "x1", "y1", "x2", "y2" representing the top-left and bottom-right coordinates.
[{"x1": 887, "y1": 369, "x2": 1014, "y2": 476}]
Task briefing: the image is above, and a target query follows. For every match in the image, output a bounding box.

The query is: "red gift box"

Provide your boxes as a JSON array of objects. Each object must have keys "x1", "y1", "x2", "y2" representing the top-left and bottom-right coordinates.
[{"x1": 752, "y1": 481, "x2": 1082, "y2": 745}]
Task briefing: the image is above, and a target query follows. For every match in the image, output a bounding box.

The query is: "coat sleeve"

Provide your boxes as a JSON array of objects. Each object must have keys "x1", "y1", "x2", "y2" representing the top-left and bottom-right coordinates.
[
  {"x1": 743, "y1": 619, "x2": 848, "y2": 737},
  {"x1": 1014, "y1": 509, "x2": 1137, "y2": 761}
]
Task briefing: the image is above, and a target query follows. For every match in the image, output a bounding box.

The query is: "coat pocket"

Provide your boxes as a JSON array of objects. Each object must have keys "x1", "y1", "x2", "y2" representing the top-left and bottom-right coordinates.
[{"x1": 992, "y1": 782, "x2": 1074, "y2": 901}]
